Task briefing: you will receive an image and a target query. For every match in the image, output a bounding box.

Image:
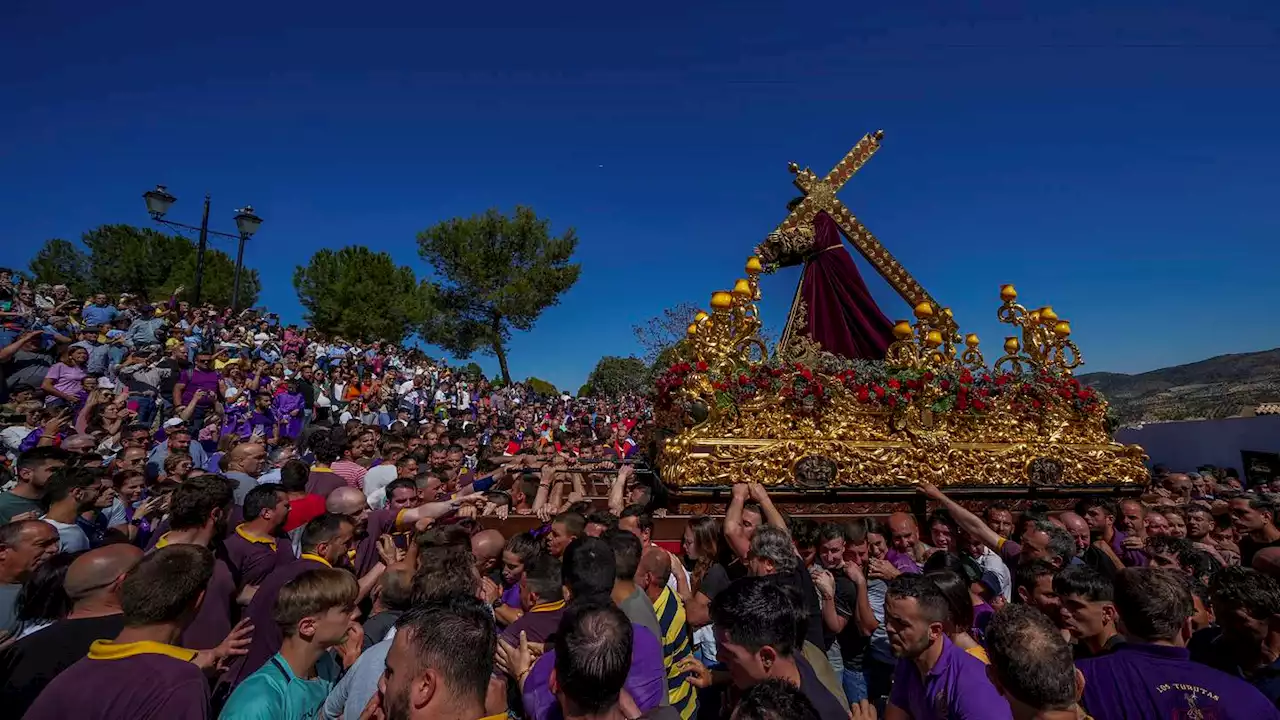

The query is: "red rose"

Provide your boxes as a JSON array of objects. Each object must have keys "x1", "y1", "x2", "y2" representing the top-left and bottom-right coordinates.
[
  {"x1": 738, "y1": 374, "x2": 749, "y2": 385},
  {"x1": 857, "y1": 388, "x2": 870, "y2": 403},
  {"x1": 888, "y1": 378, "x2": 901, "y2": 390},
  {"x1": 995, "y1": 374, "x2": 1009, "y2": 386},
  {"x1": 873, "y1": 385, "x2": 886, "y2": 398},
  {"x1": 1077, "y1": 390, "x2": 1091, "y2": 400},
  {"x1": 1032, "y1": 400, "x2": 1043, "y2": 409},
  {"x1": 696, "y1": 361, "x2": 708, "y2": 372},
  {"x1": 973, "y1": 399, "x2": 987, "y2": 411},
  {"x1": 780, "y1": 387, "x2": 794, "y2": 398},
  {"x1": 940, "y1": 380, "x2": 951, "y2": 391},
  {"x1": 922, "y1": 371, "x2": 935, "y2": 383},
  {"x1": 887, "y1": 395, "x2": 897, "y2": 407},
  {"x1": 814, "y1": 384, "x2": 824, "y2": 397},
  {"x1": 772, "y1": 368, "x2": 782, "y2": 377},
  {"x1": 959, "y1": 369, "x2": 974, "y2": 384},
  {"x1": 800, "y1": 367, "x2": 813, "y2": 381}
]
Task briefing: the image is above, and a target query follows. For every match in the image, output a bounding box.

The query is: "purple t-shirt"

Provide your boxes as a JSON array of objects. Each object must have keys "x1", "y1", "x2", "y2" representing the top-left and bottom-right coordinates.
[
  {"x1": 1109, "y1": 529, "x2": 1148, "y2": 567},
  {"x1": 24, "y1": 641, "x2": 209, "y2": 720},
  {"x1": 1078, "y1": 642, "x2": 1280, "y2": 720},
  {"x1": 886, "y1": 549, "x2": 923, "y2": 574},
  {"x1": 224, "y1": 527, "x2": 295, "y2": 587},
  {"x1": 178, "y1": 368, "x2": 219, "y2": 406},
  {"x1": 889, "y1": 635, "x2": 1013, "y2": 719},
  {"x1": 523, "y1": 623, "x2": 667, "y2": 720},
  {"x1": 44, "y1": 362, "x2": 86, "y2": 404}
]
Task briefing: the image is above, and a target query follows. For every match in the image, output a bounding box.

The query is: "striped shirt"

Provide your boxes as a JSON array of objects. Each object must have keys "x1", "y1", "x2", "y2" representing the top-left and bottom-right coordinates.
[
  {"x1": 330, "y1": 460, "x2": 368, "y2": 490},
  {"x1": 652, "y1": 587, "x2": 698, "y2": 720}
]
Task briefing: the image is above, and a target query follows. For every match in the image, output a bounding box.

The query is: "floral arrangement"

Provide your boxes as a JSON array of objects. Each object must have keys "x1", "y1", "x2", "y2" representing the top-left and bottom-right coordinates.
[{"x1": 655, "y1": 356, "x2": 1105, "y2": 421}]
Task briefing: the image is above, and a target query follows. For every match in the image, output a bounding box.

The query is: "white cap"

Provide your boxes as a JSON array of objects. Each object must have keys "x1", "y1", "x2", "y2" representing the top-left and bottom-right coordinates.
[{"x1": 163, "y1": 418, "x2": 185, "y2": 429}]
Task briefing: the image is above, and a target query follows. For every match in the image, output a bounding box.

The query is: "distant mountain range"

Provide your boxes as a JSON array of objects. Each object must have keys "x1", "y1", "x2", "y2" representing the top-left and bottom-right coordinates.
[{"x1": 1080, "y1": 348, "x2": 1280, "y2": 424}]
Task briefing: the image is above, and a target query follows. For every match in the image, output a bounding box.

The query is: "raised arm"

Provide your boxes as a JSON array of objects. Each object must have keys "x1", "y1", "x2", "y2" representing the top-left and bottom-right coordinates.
[
  {"x1": 724, "y1": 483, "x2": 752, "y2": 561},
  {"x1": 608, "y1": 464, "x2": 631, "y2": 515},
  {"x1": 0, "y1": 330, "x2": 43, "y2": 362},
  {"x1": 747, "y1": 483, "x2": 789, "y2": 534},
  {"x1": 916, "y1": 481, "x2": 1002, "y2": 551}
]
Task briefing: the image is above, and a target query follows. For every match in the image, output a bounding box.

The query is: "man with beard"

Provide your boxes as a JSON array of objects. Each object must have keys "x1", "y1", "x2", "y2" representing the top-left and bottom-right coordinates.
[
  {"x1": 883, "y1": 575, "x2": 1012, "y2": 719},
  {"x1": 225, "y1": 483, "x2": 294, "y2": 586},
  {"x1": 1076, "y1": 498, "x2": 1146, "y2": 569},
  {"x1": 150, "y1": 475, "x2": 245, "y2": 650},
  {"x1": 1192, "y1": 566, "x2": 1280, "y2": 707},
  {"x1": 372, "y1": 594, "x2": 496, "y2": 720}
]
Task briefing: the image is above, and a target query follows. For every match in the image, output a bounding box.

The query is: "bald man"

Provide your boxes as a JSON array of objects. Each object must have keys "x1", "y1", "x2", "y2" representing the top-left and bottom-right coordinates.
[
  {"x1": 59, "y1": 434, "x2": 97, "y2": 455},
  {"x1": 886, "y1": 512, "x2": 925, "y2": 573},
  {"x1": 224, "y1": 441, "x2": 267, "y2": 505},
  {"x1": 471, "y1": 529, "x2": 505, "y2": 579},
  {"x1": 0, "y1": 544, "x2": 143, "y2": 715}
]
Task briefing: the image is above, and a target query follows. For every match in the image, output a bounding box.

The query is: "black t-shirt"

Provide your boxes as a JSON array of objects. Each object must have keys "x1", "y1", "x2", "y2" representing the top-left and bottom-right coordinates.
[
  {"x1": 1239, "y1": 536, "x2": 1280, "y2": 568},
  {"x1": 295, "y1": 379, "x2": 316, "y2": 408},
  {"x1": 0, "y1": 613, "x2": 126, "y2": 716},
  {"x1": 832, "y1": 574, "x2": 869, "y2": 668},
  {"x1": 698, "y1": 562, "x2": 731, "y2": 602},
  {"x1": 1081, "y1": 545, "x2": 1119, "y2": 580},
  {"x1": 156, "y1": 358, "x2": 186, "y2": 396},
  {"x1": 777, "y1": 564, "x2": 826, "y2": 651},
  {"x1": 797, "y1": 656, "x2": 854, "y2": 720}
]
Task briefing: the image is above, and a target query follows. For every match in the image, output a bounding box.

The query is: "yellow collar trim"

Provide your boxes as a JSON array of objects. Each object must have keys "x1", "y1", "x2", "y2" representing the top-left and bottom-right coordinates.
[
  {"x1": 300, "y1": 553, "x2": 332, "y2": 567},
  {"x1": 530, "y1": 599, "x2": 566, "y2": 613},
  {"x1": 311, "y1": 466, "x2": 334, "y2": 472},
  {"x1": 234, "y1": 525, "x2": 277, "y2": 550},
  {"x1": 477, "y1": 714, "x2": 508, "y2": 720},
  {"x1": 153, "y1": 532, "x2": 172, "y2": 549},
  {"x1": 87, "y1": 639, "x2": 197, "y2": 662}
]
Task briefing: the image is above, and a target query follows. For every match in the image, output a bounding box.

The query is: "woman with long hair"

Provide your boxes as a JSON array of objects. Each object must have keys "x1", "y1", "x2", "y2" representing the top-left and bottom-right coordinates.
[
  {"x1": 924, "y1": 566, "x2": 991, "y2": 664},
  {"x1": 677, "y1": 514, "x2": 733, "y2": 664}
]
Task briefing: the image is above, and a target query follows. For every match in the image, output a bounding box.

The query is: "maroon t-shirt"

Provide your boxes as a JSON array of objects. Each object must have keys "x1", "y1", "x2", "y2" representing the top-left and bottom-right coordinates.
[
  {"x1": 221, "y1": 555, "x2": 330, "y2": 689},
  {"x1": 224, "y1": 528, "x2": 294, "y2": 587},
  {"x1": 305, "y1": 468, "x2": 346, "y2": 497},
  {"x1": 499, "y1": 601, "x2": 566, "y2": 646},
  {"x1": 351, "y1": 507, "x2": 403, "y2": 577},
  {"x1": 24, "y1": 642, "x2": 209, "y2": 720},
  {"x1": 180, "y1": 555, "x2": 237, "y2": 651}
]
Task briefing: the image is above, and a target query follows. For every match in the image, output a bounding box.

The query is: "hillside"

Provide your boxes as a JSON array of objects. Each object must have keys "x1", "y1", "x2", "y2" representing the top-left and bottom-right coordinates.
[{"x1": 1079, "y1": 348, "x2": 1280, "y2": 424}]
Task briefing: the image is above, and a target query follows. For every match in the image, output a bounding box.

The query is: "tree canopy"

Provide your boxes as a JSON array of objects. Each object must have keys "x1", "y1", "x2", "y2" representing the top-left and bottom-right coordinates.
[
  {"x1": 26, "y1": 225, "x2": 260, "y2": 307},
  {"x1": 526, "y1": 376, "x2": 558, "y2": 396},
  {"x1": 292, "y1": 246, "x2": 427, "y2": 344},
  {"x1": 586, "y1": 355, "x2": 650, "y2": 398},
  {"x1": 416, "y1": 206, "x2": 580, "y2": 383},
  {"x1": 633, "y1": 301, "x2": 701, "y2": 364}
]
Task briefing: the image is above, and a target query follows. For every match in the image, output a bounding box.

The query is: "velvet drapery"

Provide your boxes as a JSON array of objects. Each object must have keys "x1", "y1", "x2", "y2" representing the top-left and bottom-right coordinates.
[{"x1": 795, "y1": 211, "x2": 895, "y2": 359}]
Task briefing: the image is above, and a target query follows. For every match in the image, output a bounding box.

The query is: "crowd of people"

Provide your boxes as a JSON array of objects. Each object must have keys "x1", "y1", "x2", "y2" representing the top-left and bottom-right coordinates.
[{"x1": 1, "y1": 271, "x2": 1279, "y2": 719}]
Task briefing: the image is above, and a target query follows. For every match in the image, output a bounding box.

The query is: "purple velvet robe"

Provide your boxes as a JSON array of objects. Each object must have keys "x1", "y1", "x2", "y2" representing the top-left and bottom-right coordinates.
[{"x1": 272, "y1": 391, "x2": 305, "y2": 439}]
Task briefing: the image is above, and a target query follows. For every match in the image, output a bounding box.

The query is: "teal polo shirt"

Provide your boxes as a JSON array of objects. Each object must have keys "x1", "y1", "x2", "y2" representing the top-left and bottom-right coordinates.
[{"x1": 220, "y1": 653, "x2": 334, "y2": 720}]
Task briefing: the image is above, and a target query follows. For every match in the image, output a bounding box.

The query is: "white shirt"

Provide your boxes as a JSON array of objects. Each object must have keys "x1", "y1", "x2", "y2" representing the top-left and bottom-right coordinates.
[
  {"x1": 41, "y1": 517, "x2": 89, "y2": 553},
  {"x1": 363, "y1": 465, "x2": 398, "y2": 509},
  {"x1": 972, "y1": 545, "x2": 1013, "y2": 601}
]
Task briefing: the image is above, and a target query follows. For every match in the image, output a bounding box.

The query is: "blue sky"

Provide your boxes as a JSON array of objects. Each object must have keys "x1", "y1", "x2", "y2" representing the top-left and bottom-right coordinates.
[{"x1": 2, "y1": 1, "x2": 1278, "y2": 390}]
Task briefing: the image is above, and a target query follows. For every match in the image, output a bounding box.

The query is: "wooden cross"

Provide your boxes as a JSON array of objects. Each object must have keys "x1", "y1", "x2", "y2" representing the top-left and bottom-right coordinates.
[{"x1": 772, "y1": 130, "x2": 936, "y2": 309}]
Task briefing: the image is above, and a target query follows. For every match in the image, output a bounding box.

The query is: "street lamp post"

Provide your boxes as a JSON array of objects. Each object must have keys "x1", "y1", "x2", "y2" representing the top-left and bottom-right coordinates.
[{"x1": 142, "y1": 185, "x2": 263, "y2": 311}]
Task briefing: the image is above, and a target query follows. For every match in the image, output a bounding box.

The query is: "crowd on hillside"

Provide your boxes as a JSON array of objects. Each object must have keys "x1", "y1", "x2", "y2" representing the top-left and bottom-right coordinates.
[{"x1": 0, "y1": 269, "x2": 1279, "y2": 719}]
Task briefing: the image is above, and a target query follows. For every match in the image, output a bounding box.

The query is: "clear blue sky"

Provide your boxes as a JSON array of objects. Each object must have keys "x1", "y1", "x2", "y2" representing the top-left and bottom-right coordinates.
[{"x1": 3, "y1": 1, "x2": 1278, "y2": 390}]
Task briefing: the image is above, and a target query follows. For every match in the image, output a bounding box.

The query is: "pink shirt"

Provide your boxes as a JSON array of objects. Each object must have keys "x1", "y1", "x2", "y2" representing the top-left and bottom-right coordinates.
[
  {"x1": 44, "y1": 362, "x2": 86, "y2": 404},
  {"x1": 331, "y1": 459, "x2": 368, "y2": 489}
]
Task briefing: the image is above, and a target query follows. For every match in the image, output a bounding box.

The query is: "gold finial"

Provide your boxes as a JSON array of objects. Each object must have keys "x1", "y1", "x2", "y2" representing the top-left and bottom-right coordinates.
[
  {"x1": 787, "y1": 161, "x2": 800, "y2": 174},
  {"x1": 892, "y1": 320, "x2": 913, "y2": 340},
  {"x1": 687, "y1": 323, "x2": 697, "y2": 337},
  {"x1": 694, "y1": 310, "x2": 708, "y2": 323},
  {"x1": 1004, "y1": 336, "x2": 1020, "y2": 354},
  {"x1": 745, "y1": 256, "x2": 763, "y2": 275},
  {"x1": 913, "y1": 302, "x2": 934, "y2": 320},
  {"x1": 965, "y1": 333, "x2": 980, "y2": 348},
  {"x1": 924, "y1": 330, "x2": 943, "y2": 349},
  {"x1": 1040, "y1": 306, "x2": 1058, "y2": 323},
  {"x1": 732, "y1": 279, "x2": 752, "y2": 298},
  {"x1": 1053, "y1": 320, "x2": 1071, "y2": 338},
  {"x1": 873, "y1": 129, "x2": 885, "y2": 140},
  {"x1": 1000, "y1": 284, "x2": 1017, "y2": 302},
  {"x1": 710, "y1": 291, "x2": 733, "y2": 311}
]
